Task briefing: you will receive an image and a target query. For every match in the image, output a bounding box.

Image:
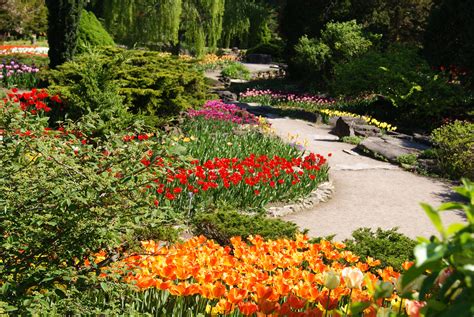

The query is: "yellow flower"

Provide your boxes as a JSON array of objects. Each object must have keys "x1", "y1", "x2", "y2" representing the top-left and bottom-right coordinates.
[{"x1": 183, "y1": 137, "x2": 191, "y2": 143}]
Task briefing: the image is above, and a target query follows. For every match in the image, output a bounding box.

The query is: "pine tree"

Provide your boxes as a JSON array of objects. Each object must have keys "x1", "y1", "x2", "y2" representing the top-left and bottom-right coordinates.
[{"x1": 45, "y1": 0, "x2": 84, "y2": 68}]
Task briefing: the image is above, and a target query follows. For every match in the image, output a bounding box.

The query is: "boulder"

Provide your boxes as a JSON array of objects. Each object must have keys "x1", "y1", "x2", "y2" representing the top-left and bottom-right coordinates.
[
  {"x1": 357, "y1": 136, "x2": 430, "y2": 163},
  {"x1": 333, "y1": 116, "x2": 379, "y2": 138},
  {"x1": 246, "y1": 53, "x2": 272, "y2": 64},
  {"x1": 216, "y1": 90, "x2": 237, "y2": 103}
]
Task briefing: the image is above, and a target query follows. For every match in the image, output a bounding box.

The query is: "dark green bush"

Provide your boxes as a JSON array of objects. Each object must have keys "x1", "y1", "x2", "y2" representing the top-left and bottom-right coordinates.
[
  {"x1": 431, "y1": 120, "x2": 474, "y2": 180},
  {"x1": 343, "y1": 227, "x2": 417, "y2": 270},
  {"x1": 331, "y1": 45, "x2": 474, "y2": 129},
  {"x1": 246, "y1": 40, "x2": 285, "y2": 61},
  {"x1": 45, "y1": 48, "x2": 207, "y2": 125},
  {"x1": 77, "y1": 10, "x2": 115, "y2": 53},
  {"x1": 192, "y1": 209, "x2": 302, "y2": 246}
]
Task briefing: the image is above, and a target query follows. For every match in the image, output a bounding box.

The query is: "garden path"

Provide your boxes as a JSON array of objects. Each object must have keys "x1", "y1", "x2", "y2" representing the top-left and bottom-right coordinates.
[{"x1": 258, "y1": 110, "x2": 466, "y2": 241}]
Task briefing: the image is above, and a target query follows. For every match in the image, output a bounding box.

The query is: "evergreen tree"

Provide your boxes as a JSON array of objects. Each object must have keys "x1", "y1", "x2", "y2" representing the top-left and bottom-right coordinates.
[{"x1": 45, "y1": 0, "x2": 84, "y2": 68}]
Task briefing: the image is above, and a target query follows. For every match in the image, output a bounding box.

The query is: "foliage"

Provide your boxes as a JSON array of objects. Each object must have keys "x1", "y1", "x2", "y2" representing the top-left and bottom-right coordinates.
[
  {"x1": 76, "y1": 10, "x2": 115, "y2": 54},
  {"x1": 245, "y1": 40, "x2": 285, "y2": 61},
  {"x1": 431, "y1": 120, "x2": 474, "y2": 179},
  {"x1": 292, "y1": 20, "x2": 373, "y2": 82},
  {"x1": 341, "y1": 136, "x2": 364, "y2": 145},
  {"x1": 191, "y1": 208, "x2": 301, "y2": 245},
  {"x1": 401, "y1": 178, "x2": 474, "y2": 317},
  {"x1": 0, "y1": 0, "x2": 48, "y2": 36},
  {"x1": 45, "y1": 48, "x2": 207, "y2": 125},
  {"x1": 424, "y1": 0, "x2": 474, "y2": 87},
  {"x1": 280, "y1": 0, "x2": 432, "y2": 51},
  {"x1": 331, "y1": 45, "x2": 474, "y2": 128},
  {"x1": 45, "y1": 0, "x2": 84, "y2": 68},
  {"x1": 0, "y1": 97, "x2": 182, "y2": 313},
  {"x1": 220, "y1": 62, "x2": 251, "y2": 80},
  {"x1": 397, "y1": 153, "x2": 419, "y2": 166},
  {"x1": 46, "y1": 51, "x2": 134, "y2": 136},
  {"x1": 344, "y1": 228, "x2": 417, "y2": 270}
]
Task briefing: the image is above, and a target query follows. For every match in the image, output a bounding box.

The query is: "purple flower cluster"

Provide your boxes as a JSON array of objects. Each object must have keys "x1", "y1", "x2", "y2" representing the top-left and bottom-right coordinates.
[
  {"x1": 0, "y1": 60, "x2": 39, "y2": 79},
  {"x1": 188, "y1": 100, "x2": 261, "y2": 125},
  {"x1": 240, "y1": 88, "x2": 334, "y2": 109}
]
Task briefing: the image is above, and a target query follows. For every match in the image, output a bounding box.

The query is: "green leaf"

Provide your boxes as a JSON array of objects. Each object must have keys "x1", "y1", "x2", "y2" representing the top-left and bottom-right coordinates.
[{"x1": 421, "y1": 203, "x2": 446, "y2": 239}]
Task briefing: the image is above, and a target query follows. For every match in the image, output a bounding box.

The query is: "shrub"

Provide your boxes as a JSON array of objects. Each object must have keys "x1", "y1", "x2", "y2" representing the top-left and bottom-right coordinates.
[
  {"x1": 0, "y1": 99, "x2": 180, "y2": 312},
  {"x1": 341, "y1": 136, "x2": 364, "y2": 145},
  {"x1": 431, "y1": 120, "x2": 474, "y2": 179},
  {"x1": 191, "y1": 209, "x2": 301, "y2": 246},
  {"x1": 331, "y1": 45, "x2": 474, "y2": 128},
  {"x1": 220, "y1": 62, "x2": 251, "y2": 80},
  {"x1": 77, "y1": 10, "x2": 115, "y2": 53},
  {"x1": 292, "y1": 20, "x2": 373, "y2": 82},
  {"x1": 45, "y1": 48, "x2": 207, "y2": 125},
  {"x1": 343, "y1": 227, "x2": 417, "y2": 270},
  {"x1": 246, "y1": 40, "x2": 285, "y2": 61},
  {"x1": 46, "y1": 50, "x2": 134, "y2": 136}
]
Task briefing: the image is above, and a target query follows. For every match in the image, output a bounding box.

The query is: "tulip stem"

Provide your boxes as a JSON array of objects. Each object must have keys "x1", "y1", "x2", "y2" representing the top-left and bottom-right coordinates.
[
  {"x1": 324, "y1": 289, "x2": 332, "y2": 317},
  {"x1": 398, "y1": 298, "x2": 404, "y2": 316},
  {"x1": 344, "y1": 288, "x2": 353, "y2": 317}
]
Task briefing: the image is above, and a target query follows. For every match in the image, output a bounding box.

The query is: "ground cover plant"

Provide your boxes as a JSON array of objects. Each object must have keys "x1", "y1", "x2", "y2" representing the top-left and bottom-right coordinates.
[{"x1": 220, "y1": 62, "x2": 251, "y2": 80}]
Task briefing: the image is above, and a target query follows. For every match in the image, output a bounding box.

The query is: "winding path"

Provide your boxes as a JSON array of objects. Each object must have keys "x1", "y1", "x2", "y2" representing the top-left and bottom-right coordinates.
[{"x1": 260, "y1": 110, "x2": 465, "y2": 241}]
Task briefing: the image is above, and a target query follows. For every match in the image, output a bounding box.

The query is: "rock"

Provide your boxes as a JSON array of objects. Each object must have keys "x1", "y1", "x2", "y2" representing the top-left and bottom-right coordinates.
[
  {"x1": 216, "y1": 90, "x2": 237, "y2": 102},
  {"x1": 354, "y1": 125, "x2": 382, "y2": 137},
  {"x1": 357, "y1": 136, "x2": 430, "y2": 163},
  {"x1": 333, "y1": 116, "x2": 370, "y2": 138},
  {"x1": 413, "y1": 133, "x2": 433, "y2": 146},
  {"x1": 246, "y1": 53, "x2": 272, "y2": 64}
]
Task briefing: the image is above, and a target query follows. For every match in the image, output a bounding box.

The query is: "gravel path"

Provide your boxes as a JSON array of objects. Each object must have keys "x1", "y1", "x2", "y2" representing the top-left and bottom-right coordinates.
[{"x1": 265, "y1": 115, "x2": 466, "y2": 241}]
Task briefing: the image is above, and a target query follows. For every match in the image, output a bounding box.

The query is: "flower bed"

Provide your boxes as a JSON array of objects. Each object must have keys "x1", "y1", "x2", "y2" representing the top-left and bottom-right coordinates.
[
  {"x1": 1, "y1": 59, "x2": 40, "y2": 88},
  {"x1": 240, "y1": 89, "x2": 335, "y2": 110},
  {"x1": 0, "y1": 45, "x2": 49, "y2": 56},
  {"x1": 113, "y1": 235, "x2": 416, "y2": 316}
]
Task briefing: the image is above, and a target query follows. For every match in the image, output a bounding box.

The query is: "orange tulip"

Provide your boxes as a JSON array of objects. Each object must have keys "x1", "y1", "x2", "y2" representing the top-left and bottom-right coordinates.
[{"x1": 238, "y1": 301, "x2": 259, "y2": 316}]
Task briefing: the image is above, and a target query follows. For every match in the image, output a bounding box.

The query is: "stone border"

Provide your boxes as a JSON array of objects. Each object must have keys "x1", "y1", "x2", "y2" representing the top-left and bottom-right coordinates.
[{"x1": 266, "y1": 181, "x2": 334, "y2": 217}]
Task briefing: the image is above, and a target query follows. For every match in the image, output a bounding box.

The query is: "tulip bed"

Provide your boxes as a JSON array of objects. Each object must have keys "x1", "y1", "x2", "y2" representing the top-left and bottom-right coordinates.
[
  {"x1": 102, "y1": 235, "x2": 420, "y2": 316},
  {"x1": 239, "y1": 89, "x2": 397, "y2": 132},
  {"x1": 0, "y1": 59, "x2": 40, "y2": 88}
]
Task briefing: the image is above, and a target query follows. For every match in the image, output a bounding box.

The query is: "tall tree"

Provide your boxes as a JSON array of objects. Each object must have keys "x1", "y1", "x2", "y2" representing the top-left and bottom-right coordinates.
[
  {"x1": 45, "y1": 0, "x2": 84, "y2": 68},
  {"x1": 424, "y1": 0, "x2": 474, "y2": 85}
]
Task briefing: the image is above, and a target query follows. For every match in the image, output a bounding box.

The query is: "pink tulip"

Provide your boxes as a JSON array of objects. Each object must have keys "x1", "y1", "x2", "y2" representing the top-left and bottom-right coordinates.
[{"x1": 405, "y1": 300, "x2": 426, "y2": 317}]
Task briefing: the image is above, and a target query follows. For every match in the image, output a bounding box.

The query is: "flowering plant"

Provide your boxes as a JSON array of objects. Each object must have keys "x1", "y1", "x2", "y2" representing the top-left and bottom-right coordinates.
[{"x1": 1, "y1": 59, "x2": 40, "y2": 88}]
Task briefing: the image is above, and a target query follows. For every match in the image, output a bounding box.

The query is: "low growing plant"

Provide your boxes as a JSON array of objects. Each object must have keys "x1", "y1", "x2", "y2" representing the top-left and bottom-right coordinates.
[
  {"x1": 341, "y1": 136, "x2": 364, "y2": 145},
  {"x1": 344, "y1": 227, "x2": 417, "y2": 270},
  {"x1": 221, "y1": 62, "x2": 251, "y2": 80}
]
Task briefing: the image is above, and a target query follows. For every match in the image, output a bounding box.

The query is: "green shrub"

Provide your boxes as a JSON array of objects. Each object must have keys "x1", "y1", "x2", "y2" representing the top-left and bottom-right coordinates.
[
  {"x1": 77, "y1": 10, "x2": 115, "y2": 53},
  {"x1": 292, "y1": 20, "x2": 373, "y2": 81},
  {"x1": 191, "y1": 209, "x2": 302, "y2": 246},
  {"x1": 331, "y1": 45, "x2": 474, "y2": 128},
  {"x1": 45, "y1": 48, "x2": 207, "y2": 126},
  {"x1": 0, "y1": 101, "x2": 181, "y2": 312},
  {"x1": 47, "y1": 50, "x2": 134, "y2": 136},
  {"x1": 397, "y1": 153, "x2": 418, "y2": 166},
  {"x1": 431, "y1": 120, "x2": 474, "y2": 179},
  {"x1": 343, "y1": 228, "x2": 417, "y2": 270},
  {"x1": 221, "y1": 62, "x2": 251, "y2": 80}
]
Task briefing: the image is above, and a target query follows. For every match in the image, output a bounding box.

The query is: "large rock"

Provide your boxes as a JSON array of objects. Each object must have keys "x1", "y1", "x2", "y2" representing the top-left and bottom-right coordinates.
[
  {"x1": 246, "y1": 53, "x2": 272, "y2": 64},
  {"x1": 216, "y1": 90, "x2": 237, "y2": 102},
  {"x1": 334, "y1": 116, "x2": 381, "y2": 138},
  {"x1": 357, "y1": 136, "x2": 430, "y2": 163}
]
